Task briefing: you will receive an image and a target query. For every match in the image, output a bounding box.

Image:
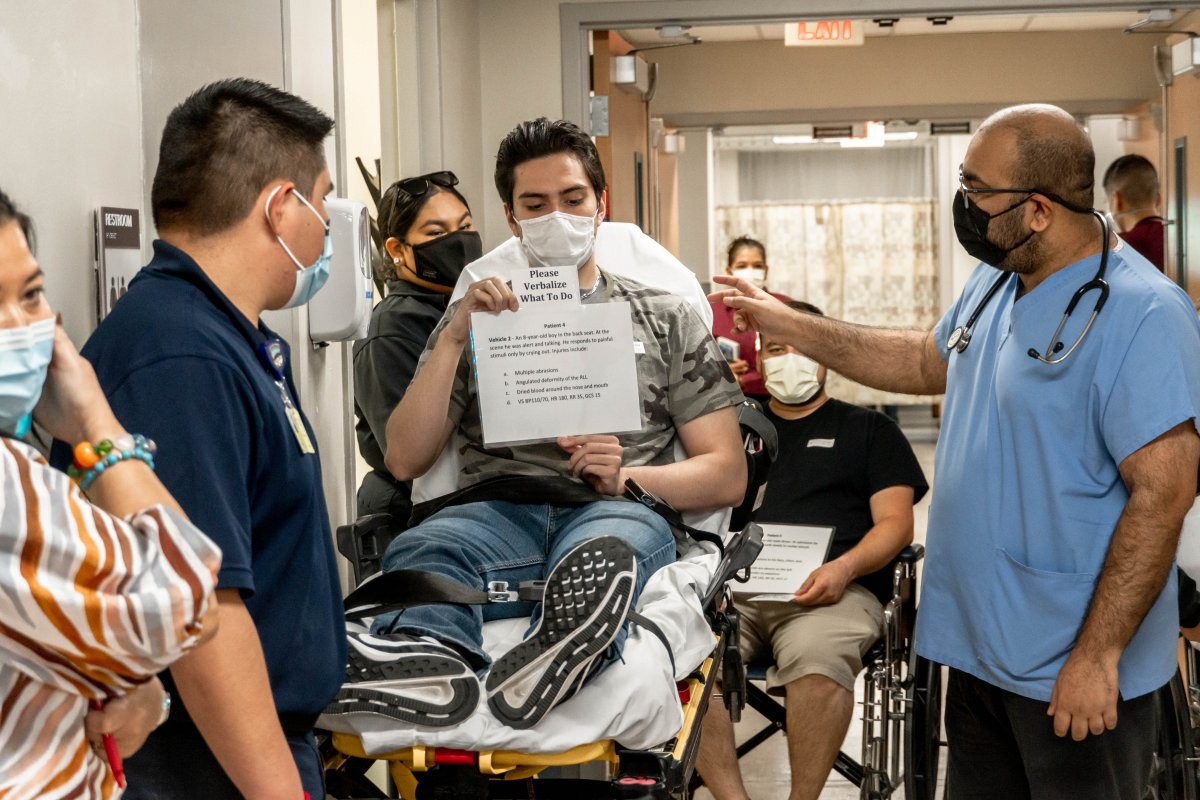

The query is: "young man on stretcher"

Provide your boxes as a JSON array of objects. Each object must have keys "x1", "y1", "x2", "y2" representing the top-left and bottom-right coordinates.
[{"x1": 329, "y1": 118, "x2": 746, "y2": 729}]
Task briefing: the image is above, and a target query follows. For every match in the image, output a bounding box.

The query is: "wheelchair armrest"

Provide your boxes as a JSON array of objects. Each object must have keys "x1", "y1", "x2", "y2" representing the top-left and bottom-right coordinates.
[
  {"x1": 702, "y1": 523, "x2": 764, "y2": 611},
  {"x1": 336, "y1": 513, "x2": 401, "y2": 587},
  {"x1": 897, "y1": 543, "x2": 925, "y2": 565}
]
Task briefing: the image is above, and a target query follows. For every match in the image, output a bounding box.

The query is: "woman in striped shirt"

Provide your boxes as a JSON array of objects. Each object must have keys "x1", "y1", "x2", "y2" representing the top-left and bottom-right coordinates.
[{"x1": 0, "y1": 190, "x2": 221, "y2": 799}]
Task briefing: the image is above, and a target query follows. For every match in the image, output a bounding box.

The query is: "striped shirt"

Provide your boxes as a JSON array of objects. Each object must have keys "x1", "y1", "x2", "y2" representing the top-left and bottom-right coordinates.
[{"x1": 0, "y1": 437, "x2": 220, "y2": 799}]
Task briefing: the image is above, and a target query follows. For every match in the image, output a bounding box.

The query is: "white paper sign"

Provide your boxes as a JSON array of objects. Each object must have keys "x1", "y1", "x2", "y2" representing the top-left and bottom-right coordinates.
[
  {"x1": 470, "y1": 301, "x2": 642, "y2": 445},
  {"x1": 736, "y1": 523, "x2": 836, "y2": 600},
  {"x1": 508, "y1": 266, "x2": 579, "y2": 305}
]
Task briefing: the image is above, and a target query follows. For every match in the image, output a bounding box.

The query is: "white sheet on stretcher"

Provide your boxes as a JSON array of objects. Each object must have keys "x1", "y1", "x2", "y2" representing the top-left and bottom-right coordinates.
[
  {"x1": 321, "y1": 223, "x2": 731, "y2": 754},
  {"x1": 317, "y1": 542, "x2": 722, "y2": 755}
]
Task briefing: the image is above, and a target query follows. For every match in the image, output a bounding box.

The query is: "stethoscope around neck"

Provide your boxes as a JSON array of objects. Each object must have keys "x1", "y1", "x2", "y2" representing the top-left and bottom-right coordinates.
[{"x1": 946, "y1": 211, "x2": 1111, "y2": 366}]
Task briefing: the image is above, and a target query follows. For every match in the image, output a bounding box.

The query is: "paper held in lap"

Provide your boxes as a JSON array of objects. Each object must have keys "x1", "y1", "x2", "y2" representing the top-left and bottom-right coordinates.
[
  {"x1": 470, "y1": 268, "x2": 643, "y2": 445},
  {"x1": 739, "y1": 523, "x2": 836, "y2": 603}
]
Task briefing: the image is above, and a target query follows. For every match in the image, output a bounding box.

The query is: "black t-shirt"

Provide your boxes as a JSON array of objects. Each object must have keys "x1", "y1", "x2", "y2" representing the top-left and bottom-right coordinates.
[
  {"x1": 352, "y1": 279, "x2": 449, "y2": 514},
  {"x1": 758, "y1": 398, "x2": 929, "y2": 602}
]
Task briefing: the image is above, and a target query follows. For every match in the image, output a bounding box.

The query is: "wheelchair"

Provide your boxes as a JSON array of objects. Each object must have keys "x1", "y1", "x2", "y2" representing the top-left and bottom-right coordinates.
[
  {"x1": 1146, "y1": 572, "x2": 1200, "y2": 800},
  {"x1": 688, "y1": 543, "x2": 944, "y2": 800},
  {"x1": 319, "y1": 401, "x2": 778, "y2": 800}
]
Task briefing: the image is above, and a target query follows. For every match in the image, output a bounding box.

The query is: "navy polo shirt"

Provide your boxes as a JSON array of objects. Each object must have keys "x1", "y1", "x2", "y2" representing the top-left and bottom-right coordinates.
[{"x1": 74, "y1": 240, "x2": 346, "y2": 717}]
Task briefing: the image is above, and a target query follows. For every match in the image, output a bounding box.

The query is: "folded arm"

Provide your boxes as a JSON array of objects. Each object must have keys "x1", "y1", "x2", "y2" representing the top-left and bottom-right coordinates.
[
  {"x1": 624, "y1": 406, "x2": 746, "y2": 510},
  {"x1": 386, "y1": 277, "x2": 518, "y2": 480}
]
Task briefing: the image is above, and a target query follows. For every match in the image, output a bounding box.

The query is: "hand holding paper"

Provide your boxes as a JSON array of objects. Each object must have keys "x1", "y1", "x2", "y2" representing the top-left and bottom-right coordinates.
[
  {"x1": 792, "y1": 558, "x2": 855, "y2": 606},
  {"x1": 560, "y1": 434, "x2": 625, "y2": 495},
  {"x1": 446, "y1": 276, "x2": 519, "y2": 345}
]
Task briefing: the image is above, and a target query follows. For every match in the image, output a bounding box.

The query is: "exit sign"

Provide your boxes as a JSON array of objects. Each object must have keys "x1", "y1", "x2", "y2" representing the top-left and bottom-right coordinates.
[{"x1": 785, "y1": 20, "x2": 864, "y2": 46}]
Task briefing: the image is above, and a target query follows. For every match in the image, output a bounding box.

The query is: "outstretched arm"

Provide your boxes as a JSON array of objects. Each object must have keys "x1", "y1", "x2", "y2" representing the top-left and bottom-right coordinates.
[{"x1": 709, "y1": 276, "x2": 947, "y2": 396}]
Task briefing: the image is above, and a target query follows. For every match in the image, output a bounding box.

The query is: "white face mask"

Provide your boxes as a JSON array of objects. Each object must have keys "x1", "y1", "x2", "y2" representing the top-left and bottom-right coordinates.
[
  {"x1": 763, "y1": 352, "x2": 822, "y2": 405},
  {"x1": 731, "y1": 267, "x2": 766, "y2": 288},
  {"x1": 518, "y1": 210, "x2": 598, "y2": 269}
]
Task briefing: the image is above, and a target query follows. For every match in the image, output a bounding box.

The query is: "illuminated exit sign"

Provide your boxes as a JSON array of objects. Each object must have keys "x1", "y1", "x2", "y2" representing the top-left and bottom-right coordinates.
[{"x1": 785, "y1": 20, "x2": 864, "y2": 46}]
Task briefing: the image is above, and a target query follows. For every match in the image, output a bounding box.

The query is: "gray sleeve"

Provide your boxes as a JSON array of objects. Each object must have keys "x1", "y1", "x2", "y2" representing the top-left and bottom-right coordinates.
[{"x1": 667, "y1": 303, "x2": 746, "y2": 427}]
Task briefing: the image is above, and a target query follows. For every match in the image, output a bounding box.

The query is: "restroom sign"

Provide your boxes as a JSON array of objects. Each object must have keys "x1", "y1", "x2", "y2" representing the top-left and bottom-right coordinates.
[
  {"x1": 785, "y1": 20, "x2": 864, "y2": 47},
  {"x1": 95, "y1": 206, "x2": 142, "y2": 320}
]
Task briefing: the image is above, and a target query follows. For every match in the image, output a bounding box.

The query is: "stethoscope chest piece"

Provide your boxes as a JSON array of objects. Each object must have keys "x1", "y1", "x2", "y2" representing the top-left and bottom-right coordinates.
[{"x1": 947, "y1": 326, "x2": 971, "y2": 353}]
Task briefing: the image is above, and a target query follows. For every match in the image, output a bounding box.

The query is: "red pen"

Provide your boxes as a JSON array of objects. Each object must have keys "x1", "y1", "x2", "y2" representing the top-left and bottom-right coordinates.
[{"x1": 88, "y1": 699, "x2": 126, "y2": 788}]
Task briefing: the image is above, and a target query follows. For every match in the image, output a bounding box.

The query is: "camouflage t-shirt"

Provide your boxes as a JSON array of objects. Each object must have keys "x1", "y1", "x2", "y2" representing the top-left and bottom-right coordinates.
[{"x1": 416, "y1": 268, "x2": 744, "y2": 496}]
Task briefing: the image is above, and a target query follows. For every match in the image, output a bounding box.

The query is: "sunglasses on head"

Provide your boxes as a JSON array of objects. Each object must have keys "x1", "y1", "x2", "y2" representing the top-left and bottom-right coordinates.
[{"x1": 395, "y1": 170, "x2": 459, "y2": 199}]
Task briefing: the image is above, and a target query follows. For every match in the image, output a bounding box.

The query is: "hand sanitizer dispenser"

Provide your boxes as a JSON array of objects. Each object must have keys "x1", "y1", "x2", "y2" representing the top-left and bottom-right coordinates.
[{"x1": 309, "y1": 198, "x2": 374, "y2": 342}]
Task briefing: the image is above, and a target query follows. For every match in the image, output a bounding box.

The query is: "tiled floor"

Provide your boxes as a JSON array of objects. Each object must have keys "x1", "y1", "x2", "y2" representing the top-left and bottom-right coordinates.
[{"x1": 696, "y1": 408, "x2": 944, "y2": 800}]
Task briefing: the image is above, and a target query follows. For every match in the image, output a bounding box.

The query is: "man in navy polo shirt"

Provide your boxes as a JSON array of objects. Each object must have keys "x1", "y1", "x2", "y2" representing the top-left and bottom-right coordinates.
[{"x1": 68, "y1": 79, "x2": 345, "y2": 799}]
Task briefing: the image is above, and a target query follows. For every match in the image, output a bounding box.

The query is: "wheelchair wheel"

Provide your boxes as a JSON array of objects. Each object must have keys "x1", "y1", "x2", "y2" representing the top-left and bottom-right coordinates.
[
  {"x1": 1145, "y1": 670, "x2": 1198, "y2": 800},
  {"x1": 904, "y1": 656, "x2": 944, "y2": 800}
]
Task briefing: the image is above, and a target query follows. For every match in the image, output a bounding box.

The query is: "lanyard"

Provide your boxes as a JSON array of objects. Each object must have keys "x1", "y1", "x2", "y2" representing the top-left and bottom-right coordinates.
[{"x1": 149, "y1": 244, "x2": 315, "y2": 454}]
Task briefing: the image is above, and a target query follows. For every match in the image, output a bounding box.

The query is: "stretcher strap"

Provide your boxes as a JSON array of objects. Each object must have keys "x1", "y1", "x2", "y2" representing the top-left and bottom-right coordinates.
[
  {"x1": 343, "y1": 569, "x2": 492, "y2": 620},
  {"x1": 622, "y1": 478, "x2": 725, "y2": 554},
  {"x1": 628, "y1": 610, "x2": 676, "y2": 676}
]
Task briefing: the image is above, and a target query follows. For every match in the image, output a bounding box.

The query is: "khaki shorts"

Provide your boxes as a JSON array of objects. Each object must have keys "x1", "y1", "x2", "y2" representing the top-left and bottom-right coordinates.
[{"x1": 735, "y1": 582, "x2": 884, "y2": 693}]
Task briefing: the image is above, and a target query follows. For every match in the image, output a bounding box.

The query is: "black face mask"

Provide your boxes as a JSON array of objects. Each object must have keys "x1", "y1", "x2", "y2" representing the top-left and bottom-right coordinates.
[
  {"x1": 952, "y1": 190, "x2": 1036, "y2": 267},
  {"x1": 410, "y1": 229, "x2": 483, "y2": 288}
]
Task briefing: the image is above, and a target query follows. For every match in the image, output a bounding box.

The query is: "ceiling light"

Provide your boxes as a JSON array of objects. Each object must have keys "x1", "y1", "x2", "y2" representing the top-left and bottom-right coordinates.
[{"x1": 772, "y1": 135, "x2": 815, "y2": 145}]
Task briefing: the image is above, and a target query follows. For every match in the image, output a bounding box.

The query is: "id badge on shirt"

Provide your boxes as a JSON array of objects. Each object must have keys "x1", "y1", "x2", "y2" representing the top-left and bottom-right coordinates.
[{"x1": 276, "y1": 380, "x2": 315, "y2": 454}]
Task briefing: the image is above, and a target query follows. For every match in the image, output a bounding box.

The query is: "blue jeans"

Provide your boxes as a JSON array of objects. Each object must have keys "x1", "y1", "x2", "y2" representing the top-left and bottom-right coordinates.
[{"x1": 372, "y1": 500, "x2": 675, "y2": 668}]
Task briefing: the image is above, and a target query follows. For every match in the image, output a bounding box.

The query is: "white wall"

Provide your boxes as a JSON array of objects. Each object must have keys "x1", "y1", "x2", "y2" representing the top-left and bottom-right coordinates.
[
  {"x1": 138, "y1": 0, "x2": 287, "y2": 249},
  {"x1": 5, "y1": 0, "x2": 361, "y2": 583},
  {"x1": 675, "y1": 128, "x2": 714, "y2": 284},
  {"x1": 1087, "y1": 115, "x2": 1126, "y2": 213},
  {"x1": 0, "y1": 0, "x2": 145, "y2": 344}
]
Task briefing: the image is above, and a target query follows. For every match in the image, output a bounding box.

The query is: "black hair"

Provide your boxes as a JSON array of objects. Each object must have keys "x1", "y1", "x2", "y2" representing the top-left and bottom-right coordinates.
[
  {"x1": 0, "y1": 189, "x2": 34, "y2": 252},
  {"x1": 727, "y1": 235, "x2": 767, "y2": 266},
  {"x1": 378, "y1": 180, "x2": 471, "y2": 244},
  {"x1": 494, "y1": 118, "x2": 606, "y2": 208},
  {"x1": 151, "y1": 77, "x2": 334, "y2": 236},
  {"x1": 1103, "y1": 154, "x2": 1159, "y2": 207}
]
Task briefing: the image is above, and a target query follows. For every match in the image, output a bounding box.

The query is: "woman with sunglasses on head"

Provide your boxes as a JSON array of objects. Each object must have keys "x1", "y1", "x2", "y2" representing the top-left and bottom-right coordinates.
[
  {"x1": 353, "y1": 171, "x2": 482, "y2": 522},
  {"x1": 0, "y1": 188, "x2": 221, "y2": 798}
]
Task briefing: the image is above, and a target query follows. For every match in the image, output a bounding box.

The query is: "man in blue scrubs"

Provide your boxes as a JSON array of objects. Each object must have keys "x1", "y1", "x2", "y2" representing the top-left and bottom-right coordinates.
[
  {"x1": 61, "y1": 79, "x2": 346, "y2": 799},
  {"x1": 709, "y1": 104, "x2": 1200, "y2": 799}
]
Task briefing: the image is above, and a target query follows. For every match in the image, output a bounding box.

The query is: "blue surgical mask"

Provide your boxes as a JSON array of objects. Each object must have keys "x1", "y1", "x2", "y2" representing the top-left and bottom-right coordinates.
[
  {"x1": 265, "y1": 185, "x2": 333, "y2": 308},
  {"x1": 0, "y1": 317, "x2": 55, "y2": 438}
]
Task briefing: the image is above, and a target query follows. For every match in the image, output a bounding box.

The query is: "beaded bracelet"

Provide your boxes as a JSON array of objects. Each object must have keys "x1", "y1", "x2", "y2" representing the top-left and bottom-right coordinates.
[{"x1": 67, "y1": 434, "x2": 157, "y2": 491}]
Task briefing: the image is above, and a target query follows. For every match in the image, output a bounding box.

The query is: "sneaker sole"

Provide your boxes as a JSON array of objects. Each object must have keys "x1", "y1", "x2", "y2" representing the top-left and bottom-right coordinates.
[
  {"x1": 485, "y1": 536, "x2": 636, "y2": 729},
  {"x1": 326, "y1": 634, "x2": 479, "y2": 727}
]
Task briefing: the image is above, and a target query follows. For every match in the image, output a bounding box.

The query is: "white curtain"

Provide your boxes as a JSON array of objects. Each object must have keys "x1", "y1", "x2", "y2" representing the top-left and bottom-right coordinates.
[
  {"x1": 714, "y1": 199, "x2": 940, "y2": 407},
  {"x1": 736, "y1": 147, "x2": 933, "y2": 202}
]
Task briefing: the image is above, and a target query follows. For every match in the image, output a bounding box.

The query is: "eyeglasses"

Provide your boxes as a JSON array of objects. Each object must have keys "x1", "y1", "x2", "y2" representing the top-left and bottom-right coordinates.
[
  {"x1": 957, "y1": 166, "x2": 1038, "y2": 209},
  {"x1": 957, "y1": 165, "x2": 1087, "y2": 213},
  {"x1": 395, "y1": 170, "x2": 459, "y2": 199}
]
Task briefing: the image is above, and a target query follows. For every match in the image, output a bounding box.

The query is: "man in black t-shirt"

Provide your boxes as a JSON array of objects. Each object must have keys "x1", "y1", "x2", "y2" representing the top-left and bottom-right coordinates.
[{"x1": 696, "y1": 301, "x2": 928, "y2": 800}]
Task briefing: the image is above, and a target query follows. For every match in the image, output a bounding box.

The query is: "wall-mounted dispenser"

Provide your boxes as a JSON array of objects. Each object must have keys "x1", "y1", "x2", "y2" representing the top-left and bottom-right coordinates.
[{"x1": 309, "y1": 198, "x2": 373, "y2": 343}]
